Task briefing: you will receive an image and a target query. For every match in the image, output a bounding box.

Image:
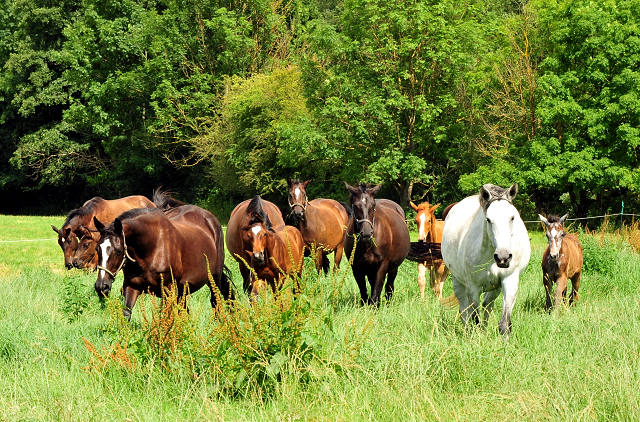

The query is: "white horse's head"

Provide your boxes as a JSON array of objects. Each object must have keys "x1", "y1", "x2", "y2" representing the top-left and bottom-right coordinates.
[{"x1": 480, "y1": 183, "x2": 519, "y2": 268}]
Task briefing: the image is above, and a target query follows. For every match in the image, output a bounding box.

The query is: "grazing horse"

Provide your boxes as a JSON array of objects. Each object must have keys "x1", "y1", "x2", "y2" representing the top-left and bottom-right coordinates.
[
  {"x1": 287, "y1": 178, "x2": 350, "y2": 274},
  {"x1": 410, "y1": 201, "x2": 450, "y2": 299},
  {"x1": 52, "y1": 195, "x2": 156, "y2": 270},
  {"x1": 540, "y1": 213, "x2": 583, "y2": 310},
  {"x1": 93, "y1": 206, "x2": 232, "y2": 319},
  {"x1": 241, "y1": 198, "x2": 305, "y2": 296},
  {"x1": 441, "y1": 184, "x2": 530, "y2": 339},
  {"x1": 226, "y1": 196, "x2": 289, "y2": 295},
  {"x1": 343, "y1": 183, "x2": 410, "y2": 306}
]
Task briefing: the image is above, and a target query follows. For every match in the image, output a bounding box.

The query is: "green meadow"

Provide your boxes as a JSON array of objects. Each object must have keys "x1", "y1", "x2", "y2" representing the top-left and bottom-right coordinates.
[{"x1": 0, "y1": 214, "x2": 639, "y2": 421}]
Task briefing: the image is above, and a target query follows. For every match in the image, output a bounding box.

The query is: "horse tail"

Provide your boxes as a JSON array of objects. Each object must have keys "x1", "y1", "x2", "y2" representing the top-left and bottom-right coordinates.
[
  {"x1": 439, "y1": 293, "x2": 458, "y2": 308},
  {"x1": 153, "y1": 187, "x2": 187, "y2": 211}
]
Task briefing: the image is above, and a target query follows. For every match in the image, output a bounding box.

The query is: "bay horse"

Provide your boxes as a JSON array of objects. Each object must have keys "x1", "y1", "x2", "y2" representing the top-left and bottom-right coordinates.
[
  {"x1": 343, "y1": 183, "x2": 410, "y2": 306},
  {"x1": 410, "y1": 201, "x2": 450, "y2": 299},
  {"x1": 240, "y1": 196, "x2": 305, "y2": 297},
  {"x1": 93, "y1": 205, "x2": 232, "y2": 319},
  {"x1": 286, "y1": 178, "x2": 350, "y2": 274},
  {"x1": 52, "y1": 195, "x2": 156, "y2": 270},
  {"x1": 539, "y1": 213, "x2": 583, "y2": 310},
  {"x1": 226, "y1": 195, "x2": 289, "y2": 295},
  {"x1": 441, "y1": 184, "x2": 530, "y2": 339}
]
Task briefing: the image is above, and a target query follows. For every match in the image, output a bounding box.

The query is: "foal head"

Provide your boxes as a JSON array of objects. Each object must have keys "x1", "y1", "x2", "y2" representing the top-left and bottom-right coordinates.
[
  {"x1": 345, "y1": 182, "x2": 381, "y2": 242},
  {"x1": 52, "y1": 225, "x2": 77, "y2": 269},
  {"x1": 243, "y1": 196, "x2": 275, "y2": 267},
  {"x1": 539, "y1": 213, "x2": 569, "y2": 261},
  {"x1": 479, "y1": 183, "x2": 519, "y2": 268},
  {"x1": 71, "y1": 226, "x2": 99, "y2": 269},
  {"x1": 93, "y1": 217, "x2": 126, "y2": 298},
  {"x1": 287, "y1": 178, "x2": 311, "y2": 220},
  {"x1": 410, "y1": 201, "x2": 440, "y2": 242}
]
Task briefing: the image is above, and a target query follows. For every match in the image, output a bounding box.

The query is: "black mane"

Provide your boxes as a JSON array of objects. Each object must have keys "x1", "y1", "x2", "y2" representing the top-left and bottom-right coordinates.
[
  {"x1": 153, "y1": 187, "x2": 187, "y2": 211},
  {"x1": 545, "y1": 214, "x2": 562, "y2": 224},
  {"x1": 64, "y1": 197, "x2": 103, "y2": 225},
  {"x1": 246, "y1": 195, "x2": 273, "y2": 231}
]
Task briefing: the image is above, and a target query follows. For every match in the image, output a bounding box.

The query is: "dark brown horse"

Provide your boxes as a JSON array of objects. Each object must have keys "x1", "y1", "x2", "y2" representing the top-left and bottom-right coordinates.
[
  {"x1": 540, "y1": 213, "x2": 583, "y2": 310},
  {"x1": 52, "y1": 195, "x2": 156, "y2": 270},
  {"x1": 343, "y1": 183, "x2": 410, "y2": 306},
  {"x1": 93, "y1": 205, "x2": 232, "y2": 319},
  {"x1": 226, "y1": 195, "x2": 287, "y2": 295},
  {"x1": 286, "y1": 178, "x2": 350, "y2": 274},
  {"x1": 240, "y1": 197, "x2": 305, "y2": 296},
  {"x1": 410, "y1": 201, "x2": 450, "y2": 299}
]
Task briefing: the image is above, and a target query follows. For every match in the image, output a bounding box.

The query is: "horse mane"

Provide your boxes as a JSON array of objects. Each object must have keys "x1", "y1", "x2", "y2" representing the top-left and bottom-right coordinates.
[
  {"x1": 545, "y1": 214, "x2": 562, "y2": 224},
  {"x1": 64, "y1": 197, "x2": 103, "y2": 225},
  {"x1": 479, "y1": 184, "x2": 514, "y2": 210},
  {"x1": 116, "y1": 207, "x2": 162, "y2": 223},
  {"x1": 246, "y1": 195, "x2": 274, "y2": 231},
  {"x1": 153, "y1": 187, "x2": 187, "y2": 211}
]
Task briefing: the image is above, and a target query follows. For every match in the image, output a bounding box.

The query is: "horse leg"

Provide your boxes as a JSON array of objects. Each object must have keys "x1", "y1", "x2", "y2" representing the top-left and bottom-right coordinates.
[
  {"x1": 122, "y1": 285, "x2": 141, "y2": 321},
  {"x1": 417, "y1": 262, "x2": 427, "y2": 299},
  {"x1": 436, "y1": 265, "x2": 450, "y2": 300},
  {"x1": 569, "y1": 271, "x2": 581, "y2": 306},
  {"x1": 384, "y1": 266, "x2": 398, "y2": 303},
  {"x1": 240, "y1": 265, "x2": 252, "y2": 296},
  {"x1": 499, "y1": 274, "x2": 519, "y2": 340},
  {"x1": 554, "y1": 274, "x2": 569, "y2": 309},
  {"x1": 481, "y1": 289, "x2": 501, "y2": 326},
  {"x1": 452, "y1": 277, "x2": 475, "y2": 327},
  {"x1": 370, "y1": 263, "x2": 389, "y2": 306},
  {"x1": 353, "y1": 268, "x2": 369, "y2": 306},
  {"x1": 543, "y1": 272, "x2": 554, "y2": 311},
  {"x1": 333, "y1": 244, "x2": 344, "y2": 273},
  {"x1": 321, "y1": 253, "x2": 330, "y2": 276}
]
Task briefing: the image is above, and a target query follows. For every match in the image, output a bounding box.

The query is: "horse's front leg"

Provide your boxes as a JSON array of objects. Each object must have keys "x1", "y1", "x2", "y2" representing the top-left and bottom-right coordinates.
[
  {"x1": 452, "y1": 277, "x2": 480, "y2": 327},
  {"x1": 481, "y1": 288, "x2": 501, "y2": 326},
  {"x1": 554, "y1": 274, "x2": 569, "y2": 309},
  {"x1": 417, "y1": 262, "x2": 427, "y2": 299},
  {"x1": 569, "y1": 271, "x2": 581, "y2": 305},
  {"x1": 333, "y1": 244, "x2": 344, "y2": 273},
  {"x1": 543, "y1": 272, "x2": 554, "y2": 311},
  {"x1": 384, "y1": 266, "x2": 398, "y2": 303},
  {"x1": 122, "y1": 284, "x2": 142, "y2": 321},
  {"x1": 351, "y1": 266, "x2": 369, "y2": 305},
  {"x1": 370, "y1": 262, "x2": 389, "y2": 306},
  {"x1": 499, "y1": 274, "x2": 520, "y2": 340}
]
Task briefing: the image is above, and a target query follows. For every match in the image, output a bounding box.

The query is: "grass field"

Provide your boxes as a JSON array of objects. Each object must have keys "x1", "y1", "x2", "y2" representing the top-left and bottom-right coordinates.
[{"x1": 0, "y1": 214, "x2": 639, "y2": 421}]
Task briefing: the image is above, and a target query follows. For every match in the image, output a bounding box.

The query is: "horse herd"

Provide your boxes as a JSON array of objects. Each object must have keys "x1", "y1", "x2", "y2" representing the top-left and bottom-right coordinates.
[{"x1": 51, "y1": 182, "x2": 583, "y2": 339}]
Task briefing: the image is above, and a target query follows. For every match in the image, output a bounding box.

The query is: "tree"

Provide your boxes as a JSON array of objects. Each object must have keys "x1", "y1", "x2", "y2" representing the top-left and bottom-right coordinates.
[{"x1": 302, "y1": 0, "x2": 482, "y2": 205}]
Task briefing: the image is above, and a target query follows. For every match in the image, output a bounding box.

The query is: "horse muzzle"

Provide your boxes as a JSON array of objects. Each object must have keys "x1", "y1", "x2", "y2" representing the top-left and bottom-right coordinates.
[
  {"x1": 252, "y1": 252, "x2": 266, "y2": 266},
  {"x1": 65, "y1": 261, "x2": 74, "y2": 270},
  {"x1": 494, "y1": 253, "x2": 513, "y2": 268},
  {"x1": 95, "y1": 278, "x2": 112, "y2": 298}
]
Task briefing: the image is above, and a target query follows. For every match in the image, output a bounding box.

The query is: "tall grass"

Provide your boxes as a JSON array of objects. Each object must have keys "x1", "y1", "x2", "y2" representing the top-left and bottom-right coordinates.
[{"x1": 0, "y1": 215, "x2": 639, "y2": 420}]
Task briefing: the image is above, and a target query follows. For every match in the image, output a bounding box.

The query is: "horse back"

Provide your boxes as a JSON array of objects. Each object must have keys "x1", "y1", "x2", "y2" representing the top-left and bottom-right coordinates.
[
  {"x1": 375, "y1": 199, "x2": 405, "y2": 218},
  {"x1": 95, "y1": 195, "x2": 156, "y2": 226},
  {"x1": 373, "y1": 203, "x2": 410, "y2": 264}
]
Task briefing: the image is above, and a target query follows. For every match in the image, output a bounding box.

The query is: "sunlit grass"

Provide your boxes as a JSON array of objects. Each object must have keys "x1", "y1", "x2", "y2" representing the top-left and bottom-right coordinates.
[{"x1": 0, "y1": 215, "x2": 639, "y2": 420}]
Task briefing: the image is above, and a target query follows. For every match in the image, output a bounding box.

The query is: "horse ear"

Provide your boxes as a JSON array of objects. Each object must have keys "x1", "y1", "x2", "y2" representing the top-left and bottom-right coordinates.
[
  {"x1": 114, "y1": 218, "x2": 123, "y2": 235},
  {"x1": 507, "y1": 183, "x2": 518, "y2": 201},
  {"x1": 303, "y1": 180, "x2": 312, "y2": 188},
  {"x1": 539, "y1": 214, "x2": 549, "y2": 226},
  {"x1": 480, "y1": 185, "x2": 492, "y2": 204},
  {"x1": 286, "y1": 177, "x2": 292, "y2": 186},
  {"x1": 93, "y1": 216, "x2": 105, "y2": 232},
  {"x1": 430, "y1": 203, "x2": 441, "y2": 213},
  {"x1": 559, "y1": 213, "x2": 569, "y2": 225},
  {"x1": 368, "y1": 184, "x2": 382, "y2": 195},
  {"x1": 52, "y1": 225, "x2": 60, "y2": 234},
  {"x1": 410, "y1": 201, "x2": 418, "y2": 211},
  {"x1": 344, "y1": 182, "x2": 359, "y2": 195}
]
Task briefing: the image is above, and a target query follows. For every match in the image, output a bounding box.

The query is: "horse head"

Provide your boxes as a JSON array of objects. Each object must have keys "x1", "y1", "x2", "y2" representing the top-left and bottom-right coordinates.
[
  {"x1": 345, "y1": 182, "x2": 381, "y2": 242},
  {"x1": 480, "y1": 183, "x2": 519, "y2": 268},
  {"x1": 410, "y1": 201, "x2": 440, "y2": 242},
  {"x1": 93, "y1": 216, "x2": 126, "y2": 298},
  {"x1": 244, "y1": 196, "x2": 275, "y2": 266},
  {"x1": 539, "y1": 213, "x2": 569, "y2": 261},
  {"x1": 287, "y1": 178, "x2": 311, "y2": 220},
  {"x1": 71, "y1": 225, "x2": 98, "y2": 269},
  {"x1": 52, "y1": 225, "x2": 77, "y2": 269}
]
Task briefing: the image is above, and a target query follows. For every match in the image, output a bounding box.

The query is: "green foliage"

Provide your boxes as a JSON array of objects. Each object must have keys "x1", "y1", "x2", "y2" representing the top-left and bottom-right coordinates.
[
  {"x1": 579, "y1": 231, "x2": 619, "y2": 276},
  {"x1": 60, "y1": 273, "x2": 91, "y2": 323}
]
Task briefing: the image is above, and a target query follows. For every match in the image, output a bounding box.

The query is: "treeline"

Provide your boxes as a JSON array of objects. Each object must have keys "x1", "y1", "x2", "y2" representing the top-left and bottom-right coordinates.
[{"x1": 1, "y1": 0, "x2": 639, "y2": 219}]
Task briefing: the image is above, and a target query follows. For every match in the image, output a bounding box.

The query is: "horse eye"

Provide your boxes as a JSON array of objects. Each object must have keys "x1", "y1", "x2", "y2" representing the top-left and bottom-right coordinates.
[
  {"x1": 510, "y1": 216, "x2": 514, "y2": 222},
  {"x1": 115, "y1": 249, "x2": 122, "y2": 256},
  {"x1": 486, "y1": 218, "x2": 491, "y2": 224}
]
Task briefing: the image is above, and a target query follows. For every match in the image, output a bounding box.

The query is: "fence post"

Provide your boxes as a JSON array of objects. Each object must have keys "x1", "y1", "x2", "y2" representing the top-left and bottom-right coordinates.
[{"x1": 621, "y1": 201, "x2": 625, "y2": 228}]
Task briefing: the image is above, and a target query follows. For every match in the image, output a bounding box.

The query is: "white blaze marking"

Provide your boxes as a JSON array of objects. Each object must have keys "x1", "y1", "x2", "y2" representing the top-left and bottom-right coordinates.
[
  {"x1": 99, "y1": 239, "x2": 112, "y2": 274},
  {"x1": 550, "y1": 228, "x2": 558, "y2": 238},
  {"x1": 419, "y1": 213, "x2": 426, "y2": 237},
  {"x1": 294, "y1": 188, "x2": 301, "y2": 199},
  {"x1": 362, "y1": 197, "x2": 367, "y2": 205},
  {"x1": 252, "y1": 226, "x2": 262, "y2": 234}
]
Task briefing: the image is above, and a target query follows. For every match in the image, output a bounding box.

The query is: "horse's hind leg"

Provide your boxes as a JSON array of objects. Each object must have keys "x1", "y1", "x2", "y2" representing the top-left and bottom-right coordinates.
[
  {"x1": 481, "y1": 289, "x2": 500, "y2": 326},
  {"x1": 321, "y1": 253, "x2": 330, "y2": 275},
  {"x1": 569, "y1": 271, "x2": 581, "y2": 305},
  {"x1": 452, "y1": 277, "x2": 476, "y2": 327},
  {"x1": 333, "y1": 245, "x2": 344, "y2": 273}
]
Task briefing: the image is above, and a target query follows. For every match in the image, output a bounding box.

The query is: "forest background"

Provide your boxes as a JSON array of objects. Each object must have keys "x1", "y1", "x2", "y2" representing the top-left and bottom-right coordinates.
[{"x1": 1, "y1": 0, "x2": 639, "y2": 220}]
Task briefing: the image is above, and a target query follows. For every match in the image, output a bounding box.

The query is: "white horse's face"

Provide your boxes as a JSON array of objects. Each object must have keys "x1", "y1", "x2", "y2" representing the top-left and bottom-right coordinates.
[{"x1": 485, "y1": 200, "x2": 517, "y2": 268}]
